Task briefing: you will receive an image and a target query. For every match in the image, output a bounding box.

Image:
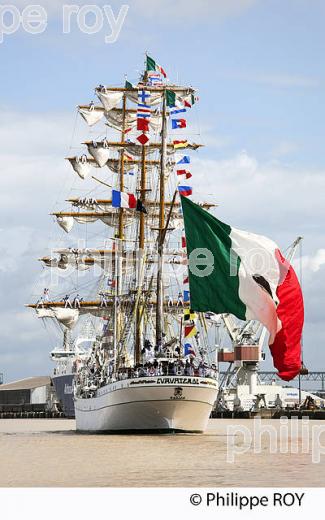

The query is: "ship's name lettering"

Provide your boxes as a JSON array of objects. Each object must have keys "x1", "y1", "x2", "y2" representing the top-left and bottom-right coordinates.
[{"x1": 157, "y1": 377, "x2": 199, "y2": 385}]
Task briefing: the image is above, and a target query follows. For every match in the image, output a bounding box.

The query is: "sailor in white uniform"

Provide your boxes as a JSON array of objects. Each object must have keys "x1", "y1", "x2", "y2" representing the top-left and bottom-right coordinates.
[
  {"x1": 73, "y1": 294, "x2": 81, "y2": 308},
  {"x1": 63, "y1": 295, "x2": 72, "y2": 308}
]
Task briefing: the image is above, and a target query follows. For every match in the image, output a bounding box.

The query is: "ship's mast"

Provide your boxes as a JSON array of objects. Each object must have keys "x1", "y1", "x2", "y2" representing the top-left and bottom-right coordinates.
[
  {"x1": 156, "y1": 91, "x2": 167, "y2": 348},
  {"x1": 134, "y1": 142, "x2": 147, "y2": 363},
  {"x1": 139, "y1": 145, "x2": 147, "y2": 251},
  {"x1": 63, "y1": 329, "x2": 71, "y2": 351},
  {"x1": 118, "y1": 93, "x2": 127, "y2": 240},
  {"x1": 114, "y1": 91, "x2": 127, "y2": 368}
]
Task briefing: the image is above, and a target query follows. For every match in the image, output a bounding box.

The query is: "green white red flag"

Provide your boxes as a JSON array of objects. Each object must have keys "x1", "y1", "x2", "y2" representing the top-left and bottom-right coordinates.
[
  {"x1": 146, "y1": 55, "x2": 167, "y2": 78},
  {"x1": 181, "y1": 196, "x2": 304, "y2": 381}
]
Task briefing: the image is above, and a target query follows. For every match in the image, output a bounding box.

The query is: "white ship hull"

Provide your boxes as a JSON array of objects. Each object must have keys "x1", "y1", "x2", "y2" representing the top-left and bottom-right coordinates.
[{"x1": 75, "y1": 376, "x2": 218, "y2": 432}]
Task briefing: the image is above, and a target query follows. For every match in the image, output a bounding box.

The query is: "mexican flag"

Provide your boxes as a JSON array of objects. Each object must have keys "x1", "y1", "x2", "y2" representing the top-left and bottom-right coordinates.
[
  {"x1": 146, "y1": 55, "x2": 167, "y2": 78},
  {"x1": 181, "y1": 196, "x2": 304, "y2": 381}
]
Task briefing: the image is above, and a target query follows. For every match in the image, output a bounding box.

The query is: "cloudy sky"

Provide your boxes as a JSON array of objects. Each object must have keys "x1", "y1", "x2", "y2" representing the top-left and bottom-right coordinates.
[{"x1": 0, "y1": 0, "x2": 324, "y2": 384}]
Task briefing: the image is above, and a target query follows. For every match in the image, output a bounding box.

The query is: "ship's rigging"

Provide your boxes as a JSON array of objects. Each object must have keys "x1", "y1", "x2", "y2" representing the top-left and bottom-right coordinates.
[{"x1": 27, "y1": 58, "x2": 218, "y2": 378}]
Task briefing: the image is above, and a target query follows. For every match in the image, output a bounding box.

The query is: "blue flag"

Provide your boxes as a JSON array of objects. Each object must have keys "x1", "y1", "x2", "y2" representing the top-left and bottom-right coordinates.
[
  {"x1": 176, "y1": 155, "x2": 190, "y2": 164},
  {"x1": 172, "y1": 118, "x2": 186, "y2": 129},
  {"x1": 183, "y1": 290, "x2": 190, "y2": 302},
  {"x1": 170, "y1": 107, "x2": 187, "y2": 116},
  {"x1": 184, "y1": 343, "x2": 196, "y2": 357}
]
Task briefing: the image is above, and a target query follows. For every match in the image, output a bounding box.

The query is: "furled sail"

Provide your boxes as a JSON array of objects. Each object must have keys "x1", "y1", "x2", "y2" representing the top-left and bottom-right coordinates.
[
  {"x1": 106, "y1": 159, "x2": 138, "y2": 174},
  {"x1": 41, "y1": 249, "x2": 187, "y2": 272},
  {"x1": 54, "y1": 203, "x2": 184, "y2": 233},
  {"x1": 73, "y1": 215, "x2": 99, "y2": 224},
  {"x1": 120, "y1": 144, "x2": 156, "y2": 158},
  {"x1": 36, "y1": 308, "x2": 55, "y2": 318},
  {"x1": 95, "y1": 88, "x2": 123, "y2": 111},
  {"x1": 105, "y1": 109, "x2": 137, "y2": 132},
  {"x1": 149, "y1": 113, "x2": 164, "y2": 132},
  {"x1": 54, "y1": 308, "x2": 80, "y2": 328},
  {"x1": 41, "y1": 251, "x2": 117, "y2": 272},
  {"x1": 125, "y1": 87, "x2": 194, "y2": 107},
  {"x1": 71, "y1": 198, "x2": 100, "y2": 210},
  {"x1": 36, "y1": 308, "x2": 80, "y2": 329},
  {"x1": 78, "y1": 105, "x2": 105, "y2": 126},
  {"x1": 125, "y1": 90, "x2": 163, "y2": 106},
  {"x1": 54, "y1": 212, "x2": 132, "y2": 233},
  {"x1": 105, "y1": 109, "x2": 164, "y2": 133},
  {"x1": 109, "y1": 158, "x2": 166, "y2": 174},
  {"x1": 67, "y1": 155, "x2": 100, "y2": 179},
  {"x1": 40, "y1": 256, "x2": 69, "y2": 269},
  {"x1": 86, "y1": 140, "x2": 110, "y2": 167},
  {"x1": 57, "y1": 216, "x2": 74, "y2": 233}
]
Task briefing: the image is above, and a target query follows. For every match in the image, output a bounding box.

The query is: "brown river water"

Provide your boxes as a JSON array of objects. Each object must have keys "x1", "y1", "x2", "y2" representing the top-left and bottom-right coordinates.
[{"x1": 0, "y1": 418, "x2": 324, "y2": 487}]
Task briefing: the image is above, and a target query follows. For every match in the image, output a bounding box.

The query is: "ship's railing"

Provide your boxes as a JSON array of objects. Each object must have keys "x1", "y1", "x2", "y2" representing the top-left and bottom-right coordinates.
[
  {"x1": 75, "y1": 362, "x2": 218, "y2": 397},
  {"x1": 115, "y1": 366, "x2": 218, "y2": 380}
]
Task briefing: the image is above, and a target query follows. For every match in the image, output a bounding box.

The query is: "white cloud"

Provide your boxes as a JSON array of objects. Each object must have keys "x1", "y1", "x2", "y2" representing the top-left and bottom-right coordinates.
[
  {"x1": 0, "y1": 227, "x2": 34, "y2": 273},
  {"x1": 198, "y1": 123, "x2": 232, "y2": 150},
  {"x1": 297, "y1": 250, "x2": 325, "y2": 274},
  {"x1": 272, "y1": 141, "x2": 299, "y2": 158},
  {"x1": 191, "y1": 151, "x2": 325, "y2": 243},
  {"x1": 0, "y1": 109, "x2": 71, "y2": 155},
  {"x1": 195, "y1": 150, "x2": 258, "y2": 182}
]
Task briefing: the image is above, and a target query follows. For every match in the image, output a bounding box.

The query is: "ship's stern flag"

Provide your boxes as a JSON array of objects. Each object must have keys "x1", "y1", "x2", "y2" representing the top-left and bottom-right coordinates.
[{"x1": 181, "y1": 196, "x2": 304, "y2": 381}]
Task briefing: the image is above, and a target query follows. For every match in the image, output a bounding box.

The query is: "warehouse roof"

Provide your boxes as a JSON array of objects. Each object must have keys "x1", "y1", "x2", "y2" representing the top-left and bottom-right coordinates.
[{"x1": 0, "y1": 376, "x2": 51, "y2": 391}]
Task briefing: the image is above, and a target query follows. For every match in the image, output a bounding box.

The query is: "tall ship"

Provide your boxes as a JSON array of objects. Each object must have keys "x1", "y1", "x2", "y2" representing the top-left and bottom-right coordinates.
[
  {"x1": 27, "y1": 55, "x2": 219, "y2": 432},
  {"x1": 27, "y1": 55, "x2": 304, "y2": 431}
]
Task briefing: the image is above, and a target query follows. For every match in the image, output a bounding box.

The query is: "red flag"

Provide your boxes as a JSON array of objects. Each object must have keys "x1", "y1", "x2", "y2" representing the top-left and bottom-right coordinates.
[
  {"x1": 181, "y1": 236, "x2": 186, "y2": 248},
  {"x1": 173, "y1": 140, "x2": 188, "y2": 149},
  {"x1": 177, "y1": 169, "x2": 192, "y2": 180},
  {"x1": 184, "y1": 324, "x2": 197, "y2": 338},
  {"x1": 137, "y1": 133, "x2": 149, "y2": 145},
  {"x1": 137, "y1": 118, "x2": 149, "y2": 132},
  {"x1": 269, "y1": 250, "x2": 304, "y2": 381}
]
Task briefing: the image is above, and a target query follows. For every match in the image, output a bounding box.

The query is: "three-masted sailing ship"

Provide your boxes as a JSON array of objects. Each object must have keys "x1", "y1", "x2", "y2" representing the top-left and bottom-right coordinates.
[{"x1": 27, "y1": 55, "x2": 219, "y2": 432}]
